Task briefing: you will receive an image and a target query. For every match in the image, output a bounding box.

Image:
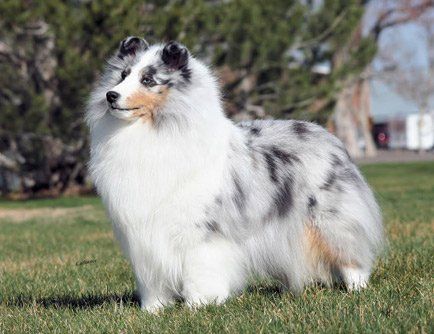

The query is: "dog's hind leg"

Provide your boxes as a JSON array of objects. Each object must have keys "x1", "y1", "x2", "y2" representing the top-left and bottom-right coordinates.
[
  {"x1": 303, "y1": 222, "x2": 373, "y2": 290},
  {"x1": 340, "y1": 266, "x2": 369, "y2": 291},
  {"x1": 304, "y1": 183, "x2": 383, "y2": 290}
]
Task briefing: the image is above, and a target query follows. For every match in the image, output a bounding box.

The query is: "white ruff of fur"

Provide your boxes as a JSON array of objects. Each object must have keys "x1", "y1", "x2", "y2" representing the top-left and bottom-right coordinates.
[{"x1": 87, "y1": 41, "x2": 384, "y2": 312}]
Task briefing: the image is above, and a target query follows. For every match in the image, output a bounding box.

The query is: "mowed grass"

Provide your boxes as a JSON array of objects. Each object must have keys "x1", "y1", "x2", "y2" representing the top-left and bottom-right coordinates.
[{"x1": 1, "y1": 162, "x2": 433, "y2": 333}]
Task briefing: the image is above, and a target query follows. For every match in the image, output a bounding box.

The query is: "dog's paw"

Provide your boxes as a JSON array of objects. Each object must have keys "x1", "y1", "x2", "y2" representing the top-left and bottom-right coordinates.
[
  {"x1": 342, "y1": 267, "x2": 369, "y2": 291},
  {"x1": 184, "y1": 292, "x2": 228, "y2": 310},
  {"x1": 140, "y1": 297, "x2": 173, "y2": 314},
  {"x1": 141, "y1": 302, "x2": 165, "y2": 314},
  {"x1": 141, "y1": 305, "x2": 164, "y2": 314}
]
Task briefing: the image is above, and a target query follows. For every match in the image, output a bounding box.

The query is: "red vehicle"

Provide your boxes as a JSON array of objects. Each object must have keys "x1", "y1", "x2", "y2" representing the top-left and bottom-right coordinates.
[{"x1": 373, "y1": 123, "x2": 390, "y2": 149}]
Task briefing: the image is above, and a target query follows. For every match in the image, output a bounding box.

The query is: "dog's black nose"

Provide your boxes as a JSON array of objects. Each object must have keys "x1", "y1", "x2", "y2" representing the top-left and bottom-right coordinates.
[{"x1": 106, "y1": 91, "x2": 120, "y2": 103}]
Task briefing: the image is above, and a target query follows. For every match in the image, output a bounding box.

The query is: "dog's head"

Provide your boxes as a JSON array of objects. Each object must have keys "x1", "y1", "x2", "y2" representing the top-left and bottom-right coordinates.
[{"x1": 104, "y1": 37, "x2": 191, "y2": 122}]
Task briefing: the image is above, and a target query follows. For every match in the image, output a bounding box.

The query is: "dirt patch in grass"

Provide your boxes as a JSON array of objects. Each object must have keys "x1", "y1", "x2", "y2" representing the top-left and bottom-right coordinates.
[{"x1": 0, "y1": 205, "x2": 96, "y2": 223}]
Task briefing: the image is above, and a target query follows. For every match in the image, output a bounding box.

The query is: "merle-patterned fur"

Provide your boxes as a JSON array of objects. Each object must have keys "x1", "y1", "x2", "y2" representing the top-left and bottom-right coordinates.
[
  {"x1": 87, "y1": 39, "x2": 384, "y2": 311},
  {"x1": 201, "y1": 119, "x2": 382, "y2": 255}
]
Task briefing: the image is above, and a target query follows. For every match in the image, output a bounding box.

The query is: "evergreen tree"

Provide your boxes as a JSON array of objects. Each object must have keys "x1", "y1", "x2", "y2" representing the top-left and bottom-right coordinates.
[{"x1": 0, "y1": 0, "x2": 375, "y2": 195}]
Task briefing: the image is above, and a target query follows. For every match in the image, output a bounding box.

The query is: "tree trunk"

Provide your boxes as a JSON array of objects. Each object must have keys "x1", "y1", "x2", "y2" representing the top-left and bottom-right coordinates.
[
  {"x1": 359, "y1": 78, "x2": 377, "y2": 157},
  {"x1": 335, "y1": 86, "x2": 362, "y2": 159}
]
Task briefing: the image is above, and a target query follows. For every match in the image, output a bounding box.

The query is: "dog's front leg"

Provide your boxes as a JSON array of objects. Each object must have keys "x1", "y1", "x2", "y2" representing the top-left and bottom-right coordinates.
[
  {"x1": 182, "y1": 238, "x2": 246, "y2": 308},
  {"x1": 135, "y1": 274, "x2": 175, "y2": 313}
]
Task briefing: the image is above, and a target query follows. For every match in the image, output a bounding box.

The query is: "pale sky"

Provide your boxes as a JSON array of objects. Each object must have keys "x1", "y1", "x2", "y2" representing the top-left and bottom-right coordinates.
[{"x1": 364, "y1": 1, "x2": 434, "y2": 121}]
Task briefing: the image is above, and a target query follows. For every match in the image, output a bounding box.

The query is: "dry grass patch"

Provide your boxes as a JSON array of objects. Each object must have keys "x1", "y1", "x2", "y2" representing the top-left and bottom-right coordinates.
[
  {"x1": 0, "y1": 205, "x2": 102, "y2": 223},
  {"x1": 387, "y1": 219, "x2": 434, "y2": 240},
  {"x1": 79, "y1": 231, "x2": 114, "y2": 242},
  {"x1": 1, "y1": 252, "x2": 85, "y2": 274}
]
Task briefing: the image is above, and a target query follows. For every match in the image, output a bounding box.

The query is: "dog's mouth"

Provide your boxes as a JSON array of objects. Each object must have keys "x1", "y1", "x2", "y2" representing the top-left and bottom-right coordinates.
[{"x1": 110, "y1": 105, "x2": 142, "y2": 111}]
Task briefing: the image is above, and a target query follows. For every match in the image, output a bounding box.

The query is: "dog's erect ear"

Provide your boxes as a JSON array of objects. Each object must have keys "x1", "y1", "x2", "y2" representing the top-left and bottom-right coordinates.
[
  {"x1": 162, "y1": 41, "x2": 189, "y2": 70},
  {"x1": 118, "y1": 36, "x2": 148, "y2": 59}
]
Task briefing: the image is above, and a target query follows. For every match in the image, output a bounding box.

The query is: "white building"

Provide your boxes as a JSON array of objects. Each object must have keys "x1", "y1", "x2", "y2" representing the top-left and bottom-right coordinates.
[{"x1": 371, "y1": 80, "x2": 434, "y2": 150}]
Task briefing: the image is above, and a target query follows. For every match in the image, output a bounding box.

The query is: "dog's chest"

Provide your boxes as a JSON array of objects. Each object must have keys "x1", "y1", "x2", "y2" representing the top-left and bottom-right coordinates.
[
  {"x1": 94, "y1": 144, "x2": 189, "y2": 226},
  {"x1": 89, "y1": 119, "x2": 233, "y2": 266},
  {"x1": 91, "y1": 125, "x2": 222, "y2": 231}
]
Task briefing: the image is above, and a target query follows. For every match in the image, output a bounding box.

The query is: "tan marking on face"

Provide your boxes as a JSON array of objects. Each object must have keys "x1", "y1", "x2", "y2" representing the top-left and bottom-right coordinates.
[{"x1": 126, "y1": 86, "x2": 169, "y2": 123}]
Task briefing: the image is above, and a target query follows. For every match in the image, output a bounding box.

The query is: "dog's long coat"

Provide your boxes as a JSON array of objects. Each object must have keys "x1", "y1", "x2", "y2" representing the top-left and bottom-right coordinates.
[{"x1": 87, "y1": 38, "x2": 384, "y2": 312}]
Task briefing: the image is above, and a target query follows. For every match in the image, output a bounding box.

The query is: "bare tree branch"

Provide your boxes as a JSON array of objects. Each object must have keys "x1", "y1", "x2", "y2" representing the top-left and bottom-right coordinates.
[{"x1": 370, "y1": 0, "x2": 434, "y2": 40}]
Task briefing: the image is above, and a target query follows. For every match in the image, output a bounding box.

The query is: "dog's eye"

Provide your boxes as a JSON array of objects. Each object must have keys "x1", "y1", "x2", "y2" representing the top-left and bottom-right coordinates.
[
  {"x1": 141, "y1": 76, "x2": 156, "y2": 87},
  {"x1": 121, "y1": 70, "x2": 129, "y2": 80}
]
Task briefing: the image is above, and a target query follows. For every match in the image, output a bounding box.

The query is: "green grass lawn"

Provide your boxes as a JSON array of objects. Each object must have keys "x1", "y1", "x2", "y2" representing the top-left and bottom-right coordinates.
[{"x1": 1, "y1": 162, "x2": 433, "y2": 333}]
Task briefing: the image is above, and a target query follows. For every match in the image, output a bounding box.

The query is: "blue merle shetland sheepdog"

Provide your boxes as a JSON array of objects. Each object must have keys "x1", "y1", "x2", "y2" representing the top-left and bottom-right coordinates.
[{"x1": 86, "y1": 37, "x2": 384, "y2": 312}]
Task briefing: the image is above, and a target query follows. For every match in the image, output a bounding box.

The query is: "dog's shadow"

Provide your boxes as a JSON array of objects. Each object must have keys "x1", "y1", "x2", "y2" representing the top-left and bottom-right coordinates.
[
  {"x1": 7, "y1": 286, "x2": 281, "y2": 310},
  {"x1": 246, "y1": 284, "x2": 284, "y2": 296},
  {"x1": 246, "y1": 281, "x2": 346, "y2": 297},
  {"x1": 6, "y1": 283, "x2": 343, "y2": 310},
  {"x1": 7, "y1": 292, "x2": 139, "y2": 309}
]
